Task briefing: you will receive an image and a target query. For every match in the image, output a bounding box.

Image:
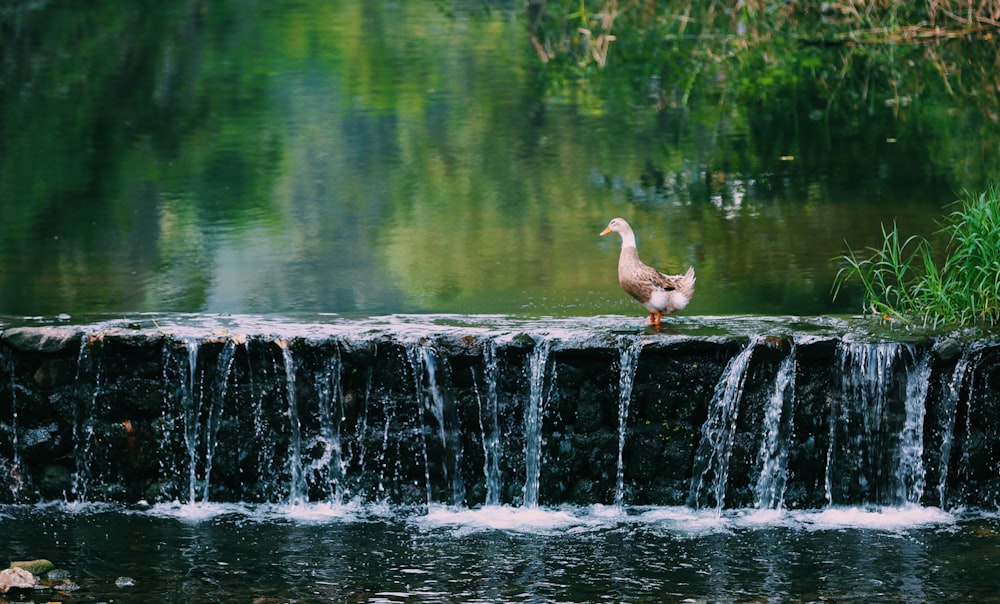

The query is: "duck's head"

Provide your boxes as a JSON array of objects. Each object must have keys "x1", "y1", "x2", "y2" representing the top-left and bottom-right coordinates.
[{"x1": 600, "y1": 217, "x2": 631, "y2": 237}]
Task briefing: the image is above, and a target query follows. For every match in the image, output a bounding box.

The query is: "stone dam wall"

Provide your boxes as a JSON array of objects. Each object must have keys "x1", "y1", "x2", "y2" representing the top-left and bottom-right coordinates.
[{"x1": 1, "y1": 315, "x2": 999, "y2": 510}]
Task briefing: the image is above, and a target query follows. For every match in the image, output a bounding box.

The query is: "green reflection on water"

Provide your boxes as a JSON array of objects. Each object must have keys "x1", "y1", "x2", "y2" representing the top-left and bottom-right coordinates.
[{"x1": 0, "y1": 1, "x2": 996, "y2": 317}]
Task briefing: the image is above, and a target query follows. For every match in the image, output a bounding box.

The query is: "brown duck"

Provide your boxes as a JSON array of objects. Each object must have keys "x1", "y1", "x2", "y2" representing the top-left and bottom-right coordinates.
[{"x1": 600, "y1": 217, "x2": 695, "y2": 326}]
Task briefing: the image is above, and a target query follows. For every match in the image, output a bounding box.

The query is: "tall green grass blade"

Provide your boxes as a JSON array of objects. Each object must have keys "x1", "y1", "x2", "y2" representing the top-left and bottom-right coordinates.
[{"x1": 833, "y1": 183, "x2": 1000, "y2": 327}]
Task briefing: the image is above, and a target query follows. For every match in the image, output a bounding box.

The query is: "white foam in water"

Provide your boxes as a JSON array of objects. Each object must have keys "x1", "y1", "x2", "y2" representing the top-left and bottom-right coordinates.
[
  {"x1": 364, "y1": 502, "x2": 961, "y2": 535},
  {"x1": 274, "y1": 500, "x2": 365, "y2": 523},
  {"x1": 61, "y1": 499, "x2": 961, "y2": 536},
  {"x1": 791, "y1": 505, "x2": 955, "y2": 531},
  {"x1": 735, "y1": 507, "x2": 789, "y2": 528},
  {"x1": 633, "y1": 506, "x2": 733, "y2": 536},
  {"x1": 415, "y1": 504, "x2": 604, "y2": 535},
  {"x1": 41, "y1": 500, "x2": 119, "y2": 515},
  {"x1": 147, "y1": 501, "x2": 251, "y2": 522},
  {"x1": 632, "y1": 505, "x2": 956, "y2": 535},
  {"x1": 146, "y1": 499, "x2": 370, "y2": 524}
]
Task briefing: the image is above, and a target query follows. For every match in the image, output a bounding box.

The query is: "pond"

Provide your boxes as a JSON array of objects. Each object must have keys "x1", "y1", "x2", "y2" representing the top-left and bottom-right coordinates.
[
  {"x1": 6, "y1": 502, "x2": 1000, "y2": 603},
  {"x1": 3, "y1": 2, "x2": 1000, "y2": 602},
  {"x1": 1, "y1": 0, "x2": 998, "y2": 318}
]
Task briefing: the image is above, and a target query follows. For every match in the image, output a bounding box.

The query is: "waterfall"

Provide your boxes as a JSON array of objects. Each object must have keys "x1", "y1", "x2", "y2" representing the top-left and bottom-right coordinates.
[
  {"x1": 71, "y1": 336, "x2": 99, "y2": 501},
  {"x1": 406, "y1": 345, "x2": 434, "y2": 506},
  {"x1": 523, "y1": 337, "x2": 552, "y2": 508},
  {"x1": 753, "y1": 343, "x2": 797, "y2": 510},
  {"x1": 280, "y1": 341, "x2": 307, "y2": 505},
  {"x1": 245, "y1": 337, "x2": 277, "y2": 502},
  {"x1": 407, "y1": 343, "x2": 465, "y2": 506},
  {"x1": 614, "y1": 337, "x2": 644, "y2": 510},
  {"x1": 181, "y1": 338, "x2": 203, "y2": 503},
  {"x1": 827, "y1": 342, "x2": 893, "y2": 506},
  {"x1": 7, "y1": 319, "x2": 1000, "y2": 510},
  {"x1": 201, "y1": 338, "x2": 238, "y2": 501},
  {"x1": 375, "y1": 393, "x2": 396, "y2": 501},
  {"x1": 352, "y1": 358, "x2": 374, "y2": 499},
  {"x1": 1, "y1": 351, "x2": 24, "y2": 498},
  {"x1": 313, "y1": 344, "x2": 347, "y2": 503},
  {"x1": 936, "y1": 345, "x2": 983, "y2": 508},
  {"x1": 688, "y1": 337, "x2": 759, "y2": 512},
  {"x1": 476, "y1": 340, "x2": 503, "y2": 506},
  {"x1": 896, "y1": 350, "x2": 932, "y2": 505},
  {"x1": 164, "y1": 337, "x2": 242, "y2": 504},
  {"x1": 826, "y1": 342, "x2": 932, "y2": 506}
]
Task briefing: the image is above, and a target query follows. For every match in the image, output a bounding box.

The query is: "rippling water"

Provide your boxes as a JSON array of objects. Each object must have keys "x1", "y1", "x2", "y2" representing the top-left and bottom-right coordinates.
[{"x1": 5, "y1": 502, "x2": 999, "y2": 602}]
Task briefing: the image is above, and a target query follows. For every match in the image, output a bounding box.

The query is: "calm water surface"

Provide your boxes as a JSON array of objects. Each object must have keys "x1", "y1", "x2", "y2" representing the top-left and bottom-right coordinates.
[
  {"x1": 2, "y1": 1, "x2": 998, "y2": 318},
  {"x1": 5, "y1": 503, "x2": 1000, "y2": 603}
]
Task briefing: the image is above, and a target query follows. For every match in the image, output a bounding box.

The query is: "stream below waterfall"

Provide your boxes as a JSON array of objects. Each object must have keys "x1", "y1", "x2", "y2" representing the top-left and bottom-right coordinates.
[
  {"x1": 5, "y1": 315, "x2": 1000, "y2": 601},
  {"x1": 4, "y1": 502, "x2": 1000, "y2": 603}
]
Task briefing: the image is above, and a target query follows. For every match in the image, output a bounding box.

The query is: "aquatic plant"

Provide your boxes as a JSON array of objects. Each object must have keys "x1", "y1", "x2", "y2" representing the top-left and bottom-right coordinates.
[
  {"x1": 834, "y1": 184, "x2": 1000, "y2": 327},
  {"x1": 527, "y1": 0, "x2": 1000, "y2": 55},
  {"x1": 523, "y1": 0, "x2": 1000, "y2": 170}
]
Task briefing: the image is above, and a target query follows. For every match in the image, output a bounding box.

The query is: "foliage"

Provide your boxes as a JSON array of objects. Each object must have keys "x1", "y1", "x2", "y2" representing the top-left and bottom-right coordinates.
[
  {"x1": 833, "y1": 184, "x2": 1000, "y2": 327},
  {"x1": 523, "y1": 1, "x2": 1000, "y2": 123}
]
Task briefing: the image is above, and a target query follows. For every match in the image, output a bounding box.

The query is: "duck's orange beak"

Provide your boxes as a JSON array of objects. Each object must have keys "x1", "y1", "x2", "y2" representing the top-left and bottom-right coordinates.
[{"x1": 599, "y1": 226, "x2": 612, "y2": 236}]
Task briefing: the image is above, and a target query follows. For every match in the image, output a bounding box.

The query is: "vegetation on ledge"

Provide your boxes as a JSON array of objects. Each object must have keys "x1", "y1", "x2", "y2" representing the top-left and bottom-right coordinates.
[{"x1": 834, "y1": 183, "x2": 1000, "y2": 327}]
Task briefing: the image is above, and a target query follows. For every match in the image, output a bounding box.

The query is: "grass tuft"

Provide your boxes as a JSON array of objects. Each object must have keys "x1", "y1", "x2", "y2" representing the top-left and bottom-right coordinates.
[{"x1": 833, "y1": 183, "x2": 1000, "y2": 327}]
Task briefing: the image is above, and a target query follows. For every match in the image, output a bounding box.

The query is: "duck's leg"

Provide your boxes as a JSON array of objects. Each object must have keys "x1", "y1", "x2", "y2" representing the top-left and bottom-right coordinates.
[
  {"x1": 653, "y1": 311, "x2": 663, "y2": 326},
  {"x1": 648, "y1": 312, "x2": 656, "y2": 325}
]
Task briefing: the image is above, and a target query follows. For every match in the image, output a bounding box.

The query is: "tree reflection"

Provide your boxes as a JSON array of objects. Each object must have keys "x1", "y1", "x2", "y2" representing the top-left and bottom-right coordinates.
[{"x1": 0, "y1": 0, "x2": 996, "y2": 316}]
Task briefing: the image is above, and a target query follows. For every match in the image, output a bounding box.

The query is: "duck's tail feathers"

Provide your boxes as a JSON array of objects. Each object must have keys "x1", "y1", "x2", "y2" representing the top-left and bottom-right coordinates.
[{"x1": 683, "y1": 266, "x2": 696, "y2": 288}]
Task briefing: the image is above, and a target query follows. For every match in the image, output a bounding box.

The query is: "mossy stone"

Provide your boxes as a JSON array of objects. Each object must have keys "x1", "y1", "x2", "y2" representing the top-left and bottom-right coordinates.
[{"x1": 11, "y1": 559, "x2": 55, "y2": 576}]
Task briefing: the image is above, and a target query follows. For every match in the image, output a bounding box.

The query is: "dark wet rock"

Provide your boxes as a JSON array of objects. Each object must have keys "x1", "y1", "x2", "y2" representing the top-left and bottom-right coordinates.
[
  {"x1": 39, "y1": 464, "x2": 73, "y2": 499},
  {"x1": 933, "y1": 337, "x2": 964, "y2": 361},
  {"x1": 33, "y1": 357, "x2": 77, "y2": 389}
]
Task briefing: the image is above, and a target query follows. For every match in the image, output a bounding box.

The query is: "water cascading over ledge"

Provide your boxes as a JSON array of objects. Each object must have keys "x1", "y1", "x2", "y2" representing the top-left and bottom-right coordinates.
[{"x1": 2, "y1": 314, "x2": 999, "y2": 511}]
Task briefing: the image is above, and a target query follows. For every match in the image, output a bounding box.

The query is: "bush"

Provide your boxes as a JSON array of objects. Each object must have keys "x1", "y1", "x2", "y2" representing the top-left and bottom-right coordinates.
[{"x1": 834, "y1": 183, "x2": 1000, "y2": 327}]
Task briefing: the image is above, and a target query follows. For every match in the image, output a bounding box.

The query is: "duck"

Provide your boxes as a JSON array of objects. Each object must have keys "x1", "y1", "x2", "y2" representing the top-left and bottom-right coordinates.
[{"x1": 600, "y1": 217, "x2": 695, "y2": 326}]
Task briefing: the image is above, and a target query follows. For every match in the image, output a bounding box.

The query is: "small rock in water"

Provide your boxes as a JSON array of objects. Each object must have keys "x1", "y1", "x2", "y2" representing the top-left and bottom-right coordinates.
[
  {"x1": 115, "y1": 576, "x2": 137, "y2": 588},
  {"x1": 47, "y1": 569, "x2": 72, "y2": 580},
  {"x1": 0, "y1": 567, "x2": 36, "y2": 594},
  {"x1": 53, "y1": 580, "x2": 81, "y2": 592}
]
